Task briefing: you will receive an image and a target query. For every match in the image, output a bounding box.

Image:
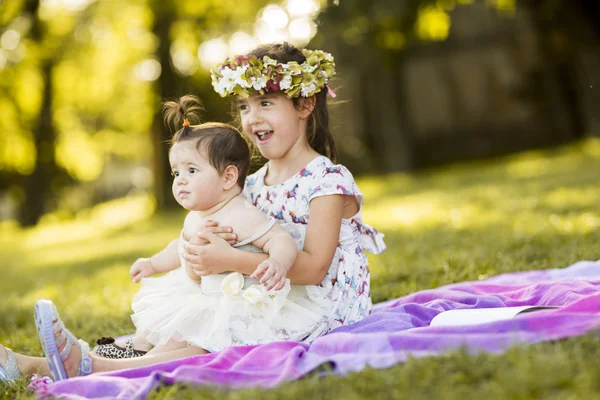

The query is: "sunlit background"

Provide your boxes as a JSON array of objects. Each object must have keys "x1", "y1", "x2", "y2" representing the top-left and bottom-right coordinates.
[{"x1": 0, "y1": 0, "x2": 598, "y2": 230}]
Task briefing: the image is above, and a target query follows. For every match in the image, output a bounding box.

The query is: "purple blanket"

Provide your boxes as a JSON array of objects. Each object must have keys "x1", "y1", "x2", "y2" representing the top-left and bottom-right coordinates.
[{"x1": 41, "y1": 260, "x2": 600, "y2": 399}]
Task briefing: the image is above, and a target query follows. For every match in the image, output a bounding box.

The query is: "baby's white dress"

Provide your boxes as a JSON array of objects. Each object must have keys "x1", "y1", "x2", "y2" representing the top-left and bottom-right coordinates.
[{"x1": 131, "y1": 219, "x2": 334, "y2": 352}]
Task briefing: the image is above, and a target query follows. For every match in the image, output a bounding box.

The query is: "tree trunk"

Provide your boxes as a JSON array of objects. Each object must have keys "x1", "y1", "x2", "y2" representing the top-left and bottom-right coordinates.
[
  {"x1": 19, "y1": 62, "x2": 58, "y2": 226},
  {"x1": 559, "y1": 1, "x2": 600, "y2": 137},
  {"x1": 362, "y1": 60, "x2": 415, "y2": 172},
  {"x1": 150, "y1": 1, "x2": 184, "y2": 210},
  {"x1": 18, "y1": 0, "x2": 60, "y2": 226},
  {"x1": 523, "y1": 0, "x2": 600, "y2": 140}
]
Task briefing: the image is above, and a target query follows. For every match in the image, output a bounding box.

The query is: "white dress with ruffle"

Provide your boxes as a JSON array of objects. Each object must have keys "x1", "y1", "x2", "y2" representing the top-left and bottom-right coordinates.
[{"x1": 131, "y1": 219, "x2": 334, "y2": 352}]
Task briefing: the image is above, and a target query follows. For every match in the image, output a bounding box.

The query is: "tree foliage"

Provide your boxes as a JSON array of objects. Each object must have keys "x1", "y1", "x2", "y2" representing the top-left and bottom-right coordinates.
[
  {"x1": 0, "y1": 0, "x2": 598, "y2": 226},
  {"x1": 0, "y1": 0, "x2": 271, "y2": 225}
]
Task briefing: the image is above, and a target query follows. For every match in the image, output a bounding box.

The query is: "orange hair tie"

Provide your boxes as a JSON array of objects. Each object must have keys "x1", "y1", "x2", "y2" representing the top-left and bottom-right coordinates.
[{"x1": 183, "y1": 118, "x2": 190, "y2": 127}]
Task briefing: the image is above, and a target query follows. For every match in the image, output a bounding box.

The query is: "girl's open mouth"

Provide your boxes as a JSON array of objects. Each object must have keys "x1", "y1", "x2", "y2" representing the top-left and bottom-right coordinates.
[{"x1": 255, "y1": 130, "x2": 273, "y2": 143}]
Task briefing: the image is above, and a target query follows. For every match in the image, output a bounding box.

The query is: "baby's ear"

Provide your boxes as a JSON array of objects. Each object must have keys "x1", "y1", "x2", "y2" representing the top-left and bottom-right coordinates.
[{"x1": 223, "y1": 165, "x2": 239, "y2": 190}]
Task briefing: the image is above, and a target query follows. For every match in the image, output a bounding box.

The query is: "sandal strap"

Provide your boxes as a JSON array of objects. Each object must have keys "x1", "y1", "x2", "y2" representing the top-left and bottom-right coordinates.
[
  {"x1": 57, "y1": 324, "x2": 82, "y2": 363},
  {"x1": 77, "y1": 340, "x2": 92, "y2": 376},
  {"x1": 52, "y1": 319, "x2": 74, "y2": 362},
  {"x1": 59, "y1": 331, "x2": 74, "y2": 362},
  {"x1": 56, "y1": 327, "x2": 92, "y2": 375},
  {"x1": 52, "y1": 320, "x2": 64, "y2": 335}
]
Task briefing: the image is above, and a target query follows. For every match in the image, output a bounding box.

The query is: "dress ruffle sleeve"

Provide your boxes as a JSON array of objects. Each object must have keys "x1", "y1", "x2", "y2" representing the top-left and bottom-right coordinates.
[
  {"x1": 307, "y1": 163, "x2": 357, "y2": 201},
  {"x1": 308, "y1": 161, "x2": 386, "y2": 254}
]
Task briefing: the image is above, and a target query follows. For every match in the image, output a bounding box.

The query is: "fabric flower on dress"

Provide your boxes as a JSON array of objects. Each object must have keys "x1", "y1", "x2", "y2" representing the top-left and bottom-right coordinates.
[
  {"x1": 220, "y1": 272, "x2": 245, "y2": 296},
  {"x1": 242, "y1": 284, "x2": 270, "y2": 305}
]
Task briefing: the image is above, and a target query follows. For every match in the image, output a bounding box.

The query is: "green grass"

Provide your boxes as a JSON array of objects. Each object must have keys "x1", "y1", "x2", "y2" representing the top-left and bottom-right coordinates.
[{"x1": 2, "y1": 138, "x2": 600, "y2": 399}]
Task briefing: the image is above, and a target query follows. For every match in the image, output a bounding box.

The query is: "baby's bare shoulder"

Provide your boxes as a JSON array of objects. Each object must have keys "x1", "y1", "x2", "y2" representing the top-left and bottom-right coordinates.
[{"x1": 221, "y1": 198, "x2": 270, "y2": 239}]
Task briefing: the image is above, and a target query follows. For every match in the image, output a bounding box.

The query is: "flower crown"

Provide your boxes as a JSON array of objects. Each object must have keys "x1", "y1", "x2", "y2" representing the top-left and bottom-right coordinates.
[{"x1": 211, "y1": 49, "x2": 336, "y2": 98}]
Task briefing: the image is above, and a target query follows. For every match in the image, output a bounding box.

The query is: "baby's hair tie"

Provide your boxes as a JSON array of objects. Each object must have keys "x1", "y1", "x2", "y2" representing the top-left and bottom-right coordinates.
[{"x1": 183, "y1": 118, "x2": 190, "y2": 127}]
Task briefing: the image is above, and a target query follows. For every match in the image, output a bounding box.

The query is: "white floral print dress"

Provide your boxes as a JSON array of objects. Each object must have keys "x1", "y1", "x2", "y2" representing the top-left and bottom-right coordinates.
[{"x1": 243, "y1": 155, "x2": 386, "y2": 330}]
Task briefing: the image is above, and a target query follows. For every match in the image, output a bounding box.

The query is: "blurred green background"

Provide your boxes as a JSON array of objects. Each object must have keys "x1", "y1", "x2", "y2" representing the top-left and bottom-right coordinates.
[{"x1": 0, "y1": 0, "x2": 599, "y2": 227}]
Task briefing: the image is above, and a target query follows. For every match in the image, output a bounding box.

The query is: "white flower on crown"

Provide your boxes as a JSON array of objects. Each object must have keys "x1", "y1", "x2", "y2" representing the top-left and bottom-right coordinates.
[
  {"x1": 232, "y1": 65, "x2": 251, "y2": 89},
  {"x1": 301, "y1": 83, "x2": 317, "y2": 97},
  {"x1": 251, "y1": 75, "x2": 268, "y2": 90},
  {"x1": 213, "y1": 67, "x2": 233, "y2": 95},
  {"x1": 221, "y1": 272, "x2": 245, "y2": 296},
  {"x1": 217, "y1": 66, "x2": 242, "y2": 93},
  {"x1": 279, "y1": 74, "x2": 293, "y2": 90}
]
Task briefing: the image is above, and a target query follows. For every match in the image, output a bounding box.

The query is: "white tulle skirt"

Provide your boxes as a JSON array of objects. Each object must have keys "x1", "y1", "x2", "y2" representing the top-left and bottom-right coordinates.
[{"x1": 131, "y1": 267, "x2": 334, "y2": 352}]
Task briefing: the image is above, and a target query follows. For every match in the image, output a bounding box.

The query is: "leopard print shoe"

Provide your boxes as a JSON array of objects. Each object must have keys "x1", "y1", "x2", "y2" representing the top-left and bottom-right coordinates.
[{"x1": 92, "y1": 337, "x2": 147, "y2": 359}]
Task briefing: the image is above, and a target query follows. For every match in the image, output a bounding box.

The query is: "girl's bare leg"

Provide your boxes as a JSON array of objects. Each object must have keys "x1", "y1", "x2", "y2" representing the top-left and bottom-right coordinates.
[
  {"x1": 1, "y1": 344, "x2": 50, "y2": 376},
  {"x1": 2, "y1": 340, "x2": 208, "y2": 379},
  {"x1": 2, "y1": 309, "x2": 209, "y2": 380},
  {"x1": 55, "y1": 323, "x2": 208, "y2": 376}
]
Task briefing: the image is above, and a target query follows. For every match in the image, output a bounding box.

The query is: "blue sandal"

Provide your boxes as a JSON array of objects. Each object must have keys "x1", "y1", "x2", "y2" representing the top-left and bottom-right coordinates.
[
  {"x1": 0, "y1": 347, "x2": 21, "y2": 383},
  {"x1": 34, "y1": 299, "x2": 93, "y2": 381}
]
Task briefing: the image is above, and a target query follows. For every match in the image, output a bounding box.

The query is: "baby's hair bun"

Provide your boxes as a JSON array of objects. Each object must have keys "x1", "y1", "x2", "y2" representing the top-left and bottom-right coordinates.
[{"x1": 162, "y1": 95, "x2": 205, "y2": 132}]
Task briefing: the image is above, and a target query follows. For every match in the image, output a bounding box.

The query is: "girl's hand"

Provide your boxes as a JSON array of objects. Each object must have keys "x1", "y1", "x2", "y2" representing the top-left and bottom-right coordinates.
[
  {"x1": 197, "y1": 220, "x2": 237, "y2": 246},
  {"x1": 182, "y1": 231, "x2": 232, "y2": 276},
  {"x1": 251, "y1": 259, "x2": 287, "y2": 291},
  {"x1": 130, "y1": 258, "x2": 155, "y2": 283}
]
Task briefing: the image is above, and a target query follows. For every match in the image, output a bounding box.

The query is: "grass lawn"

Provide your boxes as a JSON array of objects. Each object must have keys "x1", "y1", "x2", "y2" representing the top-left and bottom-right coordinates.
[{"x1": 2, "y1": 139, "x2": 600, "y2": 399}]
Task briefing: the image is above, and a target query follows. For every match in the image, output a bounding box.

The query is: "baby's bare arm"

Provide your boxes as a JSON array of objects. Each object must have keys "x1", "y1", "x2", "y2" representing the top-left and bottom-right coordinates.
[
  {"x1": 149, "y1": 238, "x2": 181, "y2": 273},
  {"x1": 250, "y1": 225, "x2": 297, "y2": 290},
  {"x1": 253, "y1": 224, "x2": 297, "y2": 272},
  {"x1": 224, "y1": 202, "x2": 297, "y2": 270}
]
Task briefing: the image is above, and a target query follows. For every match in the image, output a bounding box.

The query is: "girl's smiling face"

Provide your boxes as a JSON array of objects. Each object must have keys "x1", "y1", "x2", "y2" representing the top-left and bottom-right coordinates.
[
  {"x1": 237, "y1": 92, "x2": 310, "y2": 161},
  {"x1": 169, "y1": 141, "x2": 225, "y2": 211}
]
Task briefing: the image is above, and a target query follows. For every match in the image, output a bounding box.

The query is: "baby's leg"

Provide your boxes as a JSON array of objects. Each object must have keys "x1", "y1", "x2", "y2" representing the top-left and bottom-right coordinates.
[
  {"x1": 145, "y1": 338, "x2": 204, "y2": 356},
  {"x1": 91, "y1": 345, "x2": 208, "y2": 373},
  {"x1": 113, "y1": 336, "x2": 153, "y2": 352}
]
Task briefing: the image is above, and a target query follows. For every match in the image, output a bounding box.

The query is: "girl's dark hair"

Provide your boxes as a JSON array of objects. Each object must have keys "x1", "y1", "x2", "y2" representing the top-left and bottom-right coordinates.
[
  {"x1": 244, "y1": 42, "x2": 338, "y2": 163},
  {"x1": 163, "y1": 95, "x2": 250, "y2": 188}
]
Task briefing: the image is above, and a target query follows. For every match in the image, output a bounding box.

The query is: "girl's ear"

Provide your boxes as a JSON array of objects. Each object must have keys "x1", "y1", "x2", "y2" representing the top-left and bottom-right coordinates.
[
  {"x1": 298, "y1": 95, "x2": 316, "y2": 119},
  {"x1": 223, "y1": 165, "x2": 239, "y2": 191}
]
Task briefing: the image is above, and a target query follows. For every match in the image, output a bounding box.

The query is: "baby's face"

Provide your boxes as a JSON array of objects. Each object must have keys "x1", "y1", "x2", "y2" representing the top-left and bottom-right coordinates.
[{"x1": 169, "y1": 141, "x2": 224, "y2": 211}]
